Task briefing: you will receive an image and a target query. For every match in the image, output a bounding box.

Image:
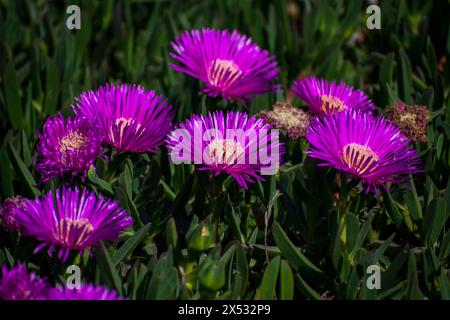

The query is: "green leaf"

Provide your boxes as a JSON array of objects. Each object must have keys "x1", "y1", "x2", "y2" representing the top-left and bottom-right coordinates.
[
  {"x1": 165, "y1": 217, "x2": 178, "y2": 249},
  {"x1": 294, "y1": 273, "x2": 323, "y2": 300},
  {"x1": 44, "y1": 57, "x2": 60, "y2": 115},
  {"x1": 383, "y1": 190, "x2": 403, "y2": 227},
  {"x1": 3, "y1": 61, "x2": 23, "y2": 130},
  {"x1": 234, "y1": 245, "x2": 249, "y2": 298},
  {"x1": 438, "y1": 273, "x2": 450, "y2": 300},
  {"x1": 398, "y1": 49, "x2": 413, "y2": 104},
  {"x1": 346, "y1": 213, "x2": 360, "y2": 252},
  {"x1": 169, "y1": 173, "x2": 194, "y2": 216},
  {"x1": 436, "y1": 133, "x2": 444, "y2": 160},
  {"x1": 115, "y1": 187, "x2": 144, "y2": 229},
  {"x1": 272, "y1": 221, "x2": 324, "y2": 278},
  {"x1": 279, "y1": 260, "x2": 294, "y2": 300},
  {"x1": 113, "y1": 222, "x2": 151, "y2": 265},
  {"x1": 87, "y1": 166, "x2": 114, "y2": 196},
  {"x1": 425, "y1": 37, "x2": 437, "y2": 80},
  {"x1": 256, "y1": 256, "x2": 280, "y2": 300},
  {"x1": 0, "y1": 143, "x2": 13, "y2": 197},
  {"x1": 97, "y1": 241, "x2": 123, "y2": 296},
  {"x1": 423, "y1": 198, "x2": 447, "y2": 246},
  {"x1": 21, "y1": 131, "x2": 32, "y2": 167},
  {"x1": 403, "y1": 178, "x2": 423, "y2": 221},
  {"x1": 379, "y1": 52, "x2": 395, "y2": 85},
  {"x1": 7, "y1": 141, "x2": 39, "y2": 197},
  {"x1": 406, "y1": 252, "x2": 424, "y2": 300},
  {"x1": 370, "y1": 233, "x2": 396, "y2": 264},
  {"x1": 147, "y1": 249, "x2": 179, "y2": 299},
  {"x1": 225, "y1": 194, "x2": 246, "y2": 244}
]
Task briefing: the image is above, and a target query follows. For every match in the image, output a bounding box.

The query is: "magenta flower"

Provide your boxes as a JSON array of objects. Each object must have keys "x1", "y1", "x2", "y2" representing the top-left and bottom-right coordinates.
[
  {"x1": 169, "y1": 28, "x2": 280, "y2": 104},
  {"x1": 306, "y1": 110, "x2": 421, "y2": 192},
  {"x1": 73, "y1": 84, "x2": 174, "y2": 153},
  {"x1": 14, "y1": 187, "x2": 133, "y2": 261},
  {"x1": 167, "y1": 111, "x2": 283, "y2": 189},
  {"x1": 292, "y1": 75, "x2": 375, "y2": 115},
  {"x1": 0, "y1": 264, "x2": 49, "y2": 300},
  {"x1": 36, "y1": 113, "x2": 104, "y2": 183},
  {"x1": 48, "y1": 284, "x2": 122, "y2": 300},
  {"x1": 0, "y1": 196, "x2": 26, "y2": 232}
]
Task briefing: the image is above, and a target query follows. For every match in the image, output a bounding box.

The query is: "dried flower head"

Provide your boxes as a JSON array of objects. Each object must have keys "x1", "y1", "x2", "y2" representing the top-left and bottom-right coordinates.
[
  {"x1": 261, "y1": 102, "x2": 311, "y2": 139},
  {"x1": 386, "y1": 103, "x2": 429, "y2": 143},
  {"x1": 0, "y1": 196, "x2": 26, "y2": 232}
]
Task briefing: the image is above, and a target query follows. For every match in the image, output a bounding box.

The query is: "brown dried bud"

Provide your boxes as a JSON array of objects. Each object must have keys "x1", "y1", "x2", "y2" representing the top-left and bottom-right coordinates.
[
  {"x1": 386, "y1": 103, "x2": 429, "y2": 143},
  {"x1": 261, "y1": 102, "x2": 311, "y2": 140},
  {"x1": 0, "y1": 195, "x2": 26, "y2": 232}
]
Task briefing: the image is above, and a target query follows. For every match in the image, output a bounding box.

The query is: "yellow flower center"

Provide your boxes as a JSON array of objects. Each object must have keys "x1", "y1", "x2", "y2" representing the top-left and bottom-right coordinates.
[
  {"x1": 208, "y1": 138, "x2": 244, "y2": 164},
  {"x1": 320, "y1": 95, "x2": 347, "y2": 113},
  {"x1": 342, "y1": 143, "x2": 379, "y2": 175},
  {"x1": 207, "y1": 59, "x2": 242, "y2": 87},
  {"x1": 55, "y1": 217, "x2": 94, "y2": 248},
  {"x1": 59, "y1": 131, "x2": 88, "y2": 154}
]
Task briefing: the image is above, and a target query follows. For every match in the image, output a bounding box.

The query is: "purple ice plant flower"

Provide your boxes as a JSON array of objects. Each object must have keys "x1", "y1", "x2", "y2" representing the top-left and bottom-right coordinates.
[
  {"x1": 169, "y1": 28, "x2": 280, "y2": 105},
  {"x1": 35, "y1": 113, "x2": 104, "y2": 183},
  {"x1": 292, "y1": 75, "x2": 376, "y2": 115},
  {"x1": 14, "y1": 187, "x2": 133, "y2": 262},
  {"x1": 306, "y1": 109, "x2": 421, "y2": 192},
  {"x1": 73, "y1": 84, "x2": 174, "y2": 153},
  {"x1": 48, "y1": 284, "x2": 122, "y2": 300},
  {"x1": 167, "y1": 111, "x2": 284, "y2": 189},
  {"x1": 0, "y1": 264, "x2": 49, "y2": 300}
]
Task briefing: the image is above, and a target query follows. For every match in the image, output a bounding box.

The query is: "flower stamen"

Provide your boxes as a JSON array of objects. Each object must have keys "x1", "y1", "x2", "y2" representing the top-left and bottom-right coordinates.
[
  {"x1": 207, "y1": 59, "x2": 242, "y2": 87},
  {"x1": 55, "y1": 217, "x2": 94, "y2": 248},
  {"x1": 59, "y1": 131, "x2": 88, "y2": 154},
  {"x1": 320, "y1": 95, "x2": 348, "y2": 113},
  {"x1": 342, "y1": 143, "x2": 379, "y2": 175},
  {"x1": 209, "y1": 138, "x2": 244, "y2": 164}
]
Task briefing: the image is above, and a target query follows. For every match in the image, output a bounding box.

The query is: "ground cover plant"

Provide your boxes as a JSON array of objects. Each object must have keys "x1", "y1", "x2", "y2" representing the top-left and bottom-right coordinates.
[{"x1": 0, "y1": 0, "x2": 450, "y2": 300}]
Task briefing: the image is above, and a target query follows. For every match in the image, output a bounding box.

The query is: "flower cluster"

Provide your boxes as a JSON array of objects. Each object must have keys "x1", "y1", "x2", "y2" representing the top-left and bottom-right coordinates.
[
  {"x1": 1, "y1": 27, "x2": 425, "y2": 300},
  {"x1": 35, "y1": 84, "x2": 174, "y2": 183}
]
